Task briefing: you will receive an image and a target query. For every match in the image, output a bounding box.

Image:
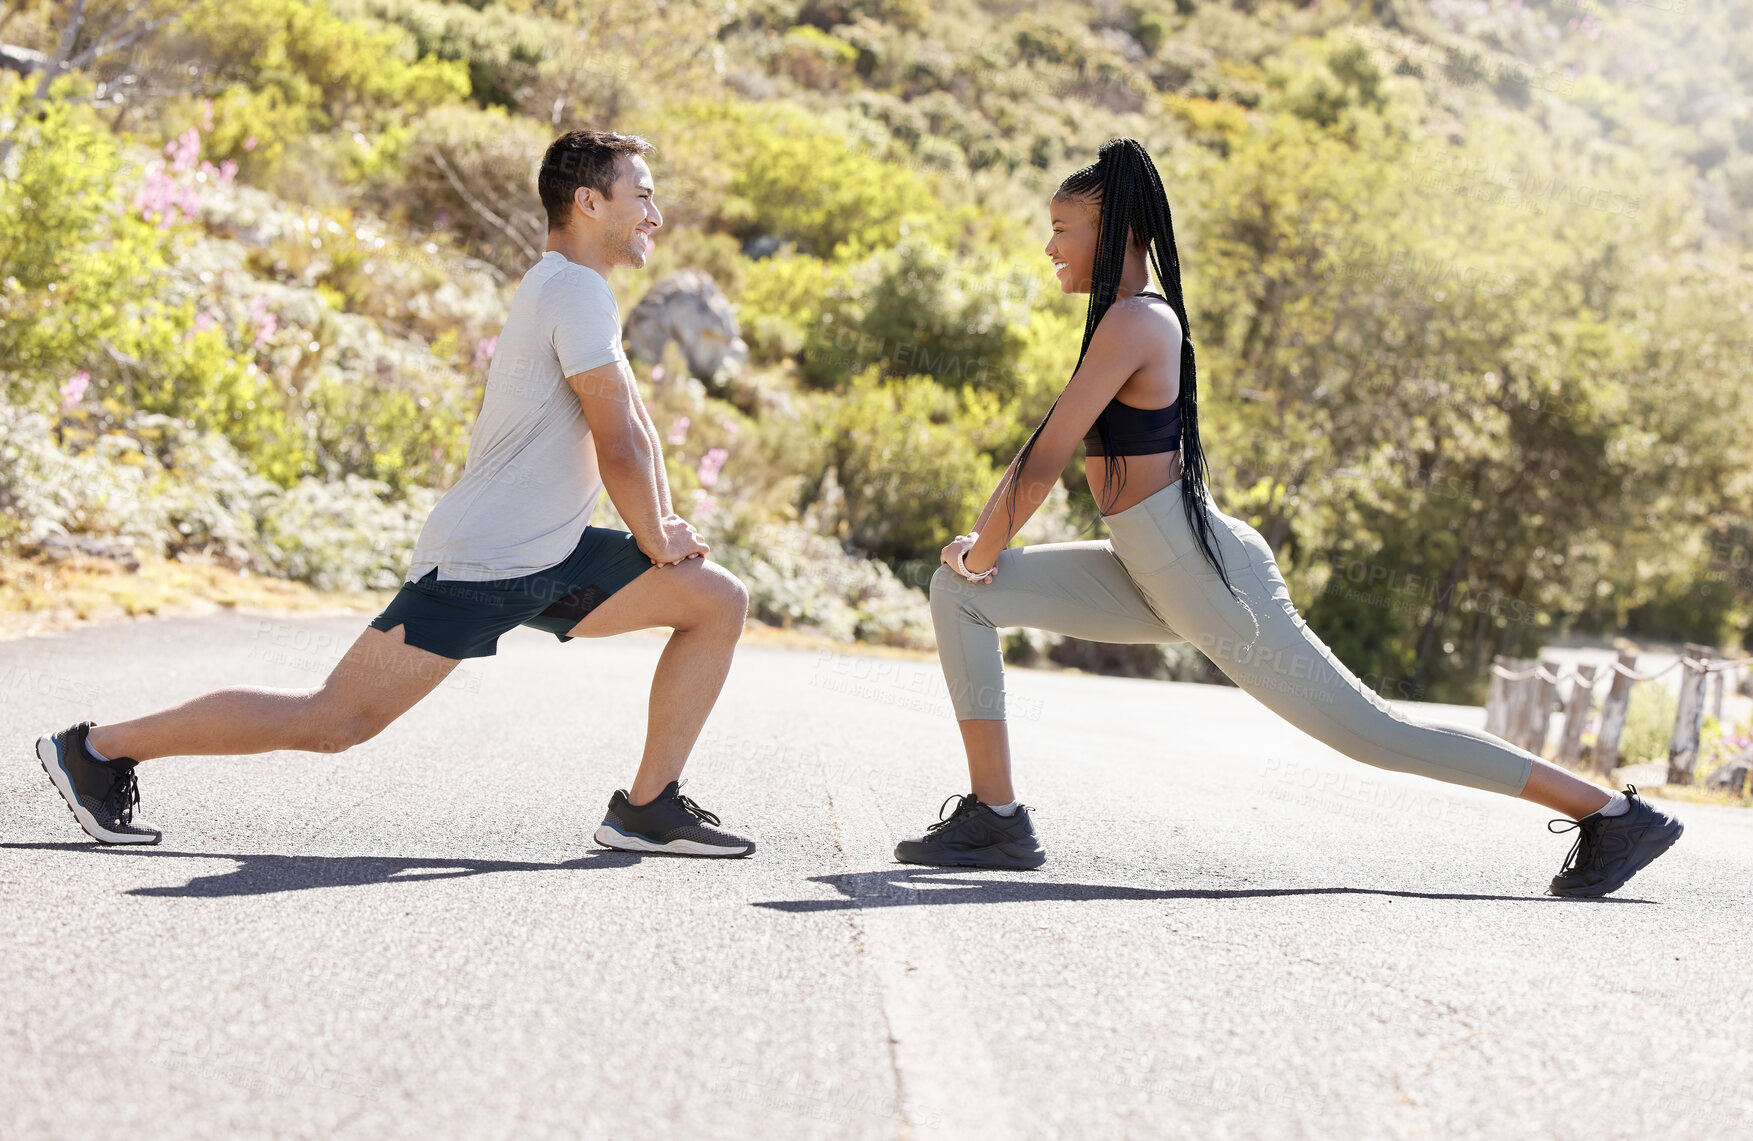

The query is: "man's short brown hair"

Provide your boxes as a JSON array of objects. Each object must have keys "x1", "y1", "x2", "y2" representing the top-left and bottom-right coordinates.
[{"x1": 538, "y1": 130, "x2": 655, "y2": 231}]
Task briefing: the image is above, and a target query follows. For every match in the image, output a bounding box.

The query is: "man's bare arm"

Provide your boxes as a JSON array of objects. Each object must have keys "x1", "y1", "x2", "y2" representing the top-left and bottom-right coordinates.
[
  {"x1": 634, "y1": 391, "x2": 674, "y2": 515},
  {"x1": 568, "y1": 361, "x2": 704, "y2": 565}
]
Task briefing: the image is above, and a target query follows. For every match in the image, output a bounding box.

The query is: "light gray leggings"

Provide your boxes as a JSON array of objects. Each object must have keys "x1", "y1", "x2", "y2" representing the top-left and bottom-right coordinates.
[{"x1": 931, "y1": 480, "x2": 1535, "y2": 798}]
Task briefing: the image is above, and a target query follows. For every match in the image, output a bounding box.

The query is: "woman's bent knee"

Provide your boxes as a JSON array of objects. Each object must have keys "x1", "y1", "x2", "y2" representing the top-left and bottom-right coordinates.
[{"x1": 929, "y1": 565, "x2": 990, "y2": 627}]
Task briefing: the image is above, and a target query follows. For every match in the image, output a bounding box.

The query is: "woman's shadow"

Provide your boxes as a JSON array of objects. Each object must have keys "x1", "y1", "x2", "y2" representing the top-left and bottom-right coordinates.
[
  {"x1": 0, "y1": 841, "x2": 643, "y2": 897},
  {"x1": 753, "y1": 868, "x2": 1653, "y2": 910}
]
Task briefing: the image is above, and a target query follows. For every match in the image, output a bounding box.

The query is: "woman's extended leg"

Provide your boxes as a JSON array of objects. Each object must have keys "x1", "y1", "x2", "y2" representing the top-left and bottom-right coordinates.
[
  {"x1": 930, "y1": 541, "x2": 1183, "y2": 803},
  {"x1": 1104, "y1": 488, "x2": 1610, "y2": 817}
]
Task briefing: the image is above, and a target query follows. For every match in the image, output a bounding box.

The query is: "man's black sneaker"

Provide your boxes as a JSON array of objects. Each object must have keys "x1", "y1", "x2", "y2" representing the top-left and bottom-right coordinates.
[
  {"x1": 1548, "y1": 786, "x2": 1682, "y2": 898},
  {"x1": 594, "y1": 781, "x2": 755, "y2": 857},
  {"x1": 894, "y1": 794, "x2": 1047, "y2": 870},
  {"x1": 36, "y1": 722, "x2": 161, "y2": 845}
]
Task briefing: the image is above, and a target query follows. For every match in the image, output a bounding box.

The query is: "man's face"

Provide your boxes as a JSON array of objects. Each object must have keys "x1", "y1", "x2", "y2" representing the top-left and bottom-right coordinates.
[{"x1": 577, "y1": 154, "x2": 662, "y2": 268}]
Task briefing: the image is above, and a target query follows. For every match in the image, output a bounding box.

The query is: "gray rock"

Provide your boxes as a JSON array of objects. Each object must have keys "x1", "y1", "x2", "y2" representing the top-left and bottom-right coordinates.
[
  {"x1": 32, "y1": 533, "x2": 142, "y2": 571},
  {"x1": 623, "y1": 269, "x2": 749, "y2": 387}
]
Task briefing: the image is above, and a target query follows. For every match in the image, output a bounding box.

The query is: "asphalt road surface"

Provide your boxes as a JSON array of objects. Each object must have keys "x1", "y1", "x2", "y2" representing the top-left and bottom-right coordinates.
[{"x1": 3, "y1": 612, "x2": 1749, "y2": 1141}]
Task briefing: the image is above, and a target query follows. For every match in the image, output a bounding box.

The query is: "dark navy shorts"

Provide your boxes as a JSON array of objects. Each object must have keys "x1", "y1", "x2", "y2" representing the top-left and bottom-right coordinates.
[{"x1": 368, "y1": 526, "x2": 654, "y2": 660}]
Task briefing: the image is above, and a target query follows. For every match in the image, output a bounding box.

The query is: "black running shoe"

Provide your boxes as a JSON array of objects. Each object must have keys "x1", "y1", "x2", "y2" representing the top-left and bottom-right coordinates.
[
  {"x1": 36, "y1": 722, "x2": 161, "y2": 845},
  {"x1": 1548, "y1": 786, "x2": 1682, "y2": 898},
  {"x1": 894, "y1": 793, "x2": 1047, "y2": 870},
  {"x1": 594, "y1": 781, "x2": 755, "y2": 857}
]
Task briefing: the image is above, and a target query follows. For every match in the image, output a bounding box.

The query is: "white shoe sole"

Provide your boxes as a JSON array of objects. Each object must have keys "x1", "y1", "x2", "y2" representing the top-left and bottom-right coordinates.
[
  {"x1": 36, "y1": 735, "x2": 161, "y2": 845},
  {"x1": 592, "y1": 824, "x2": 753, "y2": 858}
]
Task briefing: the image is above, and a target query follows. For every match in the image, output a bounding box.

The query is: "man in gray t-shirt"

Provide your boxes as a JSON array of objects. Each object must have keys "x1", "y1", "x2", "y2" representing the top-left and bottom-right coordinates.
[
  {"x1": 41, "y1": 131, "x2": 757, "y2": 858},
  {"x1": 405, "y1": 248, "x2": 627, "y2": 582}
]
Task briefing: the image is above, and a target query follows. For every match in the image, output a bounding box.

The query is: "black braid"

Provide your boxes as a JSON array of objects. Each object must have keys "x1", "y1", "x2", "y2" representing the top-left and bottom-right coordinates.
[{"x1": 1002, "y1": 137, "x2": 1237, "y2": 598}]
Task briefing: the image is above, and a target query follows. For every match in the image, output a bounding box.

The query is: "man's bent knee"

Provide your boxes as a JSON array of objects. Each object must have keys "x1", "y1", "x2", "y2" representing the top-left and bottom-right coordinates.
[
  {"x1": 308, "y1": 712, "x2": 391, "y2": 754},
  {"x1": 684, "y1": 560, "x2": 748, "y2": 629}
]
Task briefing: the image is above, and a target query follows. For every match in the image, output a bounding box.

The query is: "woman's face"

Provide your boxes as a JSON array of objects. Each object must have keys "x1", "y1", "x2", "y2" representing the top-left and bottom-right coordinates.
[{"x1": 1045, "y1": 193, "x2": 1099, "y2": 294}]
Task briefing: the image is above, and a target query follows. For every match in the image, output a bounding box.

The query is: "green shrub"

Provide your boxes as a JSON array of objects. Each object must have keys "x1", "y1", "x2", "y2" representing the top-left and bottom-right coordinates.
[
  {"x1": 0, "y1": 76, "x2": 160, "y2": 409},
  {"x1": 1618, "y1": 683, "x2": 1679, "y2": 764},
  {"x1": 802, "y1": 237, "x2": 1040, "y2": 395},
  {"x1": 666, "y1": 101, "x2": 941, "y2": 257},
  {"x1": 810, "y1": 370, "x2": 1007, "y2": 562},
  {"x1": 179, "y1": 0, "x2": 470, "y2": 181}
]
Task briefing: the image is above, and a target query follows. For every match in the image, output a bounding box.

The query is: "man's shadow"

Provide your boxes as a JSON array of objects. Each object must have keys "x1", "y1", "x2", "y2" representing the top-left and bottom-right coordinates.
[
  {"x1": 0, "y1": 842, "x2": 643, "y2": 898},
  {"x1": 753, "y1": 868, "x2": 1652, "y2": 911}
]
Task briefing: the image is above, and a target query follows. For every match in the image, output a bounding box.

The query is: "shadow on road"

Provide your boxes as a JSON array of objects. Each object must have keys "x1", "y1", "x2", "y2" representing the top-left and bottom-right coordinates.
[
  {"x1": 754, "y1": 869, "x2": 1655, "y2": 911},
  {"x1": 0, "y1": 842, "x2": 643, "y2": 897}
]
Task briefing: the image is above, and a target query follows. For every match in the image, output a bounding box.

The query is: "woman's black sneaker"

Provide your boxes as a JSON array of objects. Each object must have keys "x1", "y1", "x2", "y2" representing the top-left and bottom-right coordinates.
[
  {"x1": 594, "y1": 780, "x2": 755, "y2": 857},
  {"x1": 894, "y1": 794, "x2": 1047, "y2": 870},
  {"x1": 1548, "y1": 786, "x2": 1682, "y2": 898},
  {"x1": 35, "y1": 722, "x2": 161, "y2": 845}
]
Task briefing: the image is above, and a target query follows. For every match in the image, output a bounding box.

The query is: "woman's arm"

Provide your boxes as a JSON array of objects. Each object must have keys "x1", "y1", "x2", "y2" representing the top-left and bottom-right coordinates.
[
  {"x1": 962, "y1": 304, "x2": 1153, "y2": 575},
  {"x1": 970, "y1": 453, "x2": 1023, "y2": 535}
]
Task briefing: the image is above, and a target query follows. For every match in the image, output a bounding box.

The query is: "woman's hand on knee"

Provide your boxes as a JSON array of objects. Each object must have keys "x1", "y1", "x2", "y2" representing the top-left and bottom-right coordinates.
[{"x1": 941, "y1": 533, "x2": 996, "y2": 585}]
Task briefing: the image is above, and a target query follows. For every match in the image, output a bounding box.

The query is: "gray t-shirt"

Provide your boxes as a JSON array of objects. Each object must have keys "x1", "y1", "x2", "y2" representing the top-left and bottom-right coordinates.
[{"x1": 408, "y1": 251, "x2": 625, "y2": 582}]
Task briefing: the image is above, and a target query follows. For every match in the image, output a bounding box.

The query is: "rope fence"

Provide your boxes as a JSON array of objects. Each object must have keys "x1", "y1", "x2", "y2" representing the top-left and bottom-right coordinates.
[
  {"x1": 1484, "y1": 643, "x2": 1751, "y2": 794},
  {"x1": 1489, "y1": 655, "x2": 1753, "y2": 683}
]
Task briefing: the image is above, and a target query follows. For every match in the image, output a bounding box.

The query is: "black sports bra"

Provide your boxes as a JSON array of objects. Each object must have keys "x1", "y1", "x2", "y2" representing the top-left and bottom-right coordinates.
[{"x1": 1083, "y1": 291, "x2": 1181, "y2": 457}]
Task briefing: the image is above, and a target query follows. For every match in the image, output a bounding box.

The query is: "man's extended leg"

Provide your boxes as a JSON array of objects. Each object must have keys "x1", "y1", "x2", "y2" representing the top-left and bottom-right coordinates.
[
  {"x1": 559, "y1": 558, "x2": 748, "y2": 805},
  {"x1": 38, "y1": 623, "x2": 459, "y2": 845},
  {"x1": 86, "y1": 623, "x2": 460, "y2": 761}
]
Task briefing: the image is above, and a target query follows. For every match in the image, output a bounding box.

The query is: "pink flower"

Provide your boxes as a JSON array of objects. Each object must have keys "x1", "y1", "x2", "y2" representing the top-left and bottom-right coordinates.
[
  {"x1": 651, "y1": 364, "x2": 666, "y2": 382},
  {"x1": 697, "y1": 446, "x2": 729, "y2": 489},
  {"x1": 199, "y1": 159, "x2": 237, "y2": 186},
  {"x1": 667, "y1": 416, "x2": 691, "y2": 445},
  {"x1": 192, "y1": 310, "x2": 218, "y2": 335},
  {"x1": 692, "y1": 488, "x2": 715, "y2": 520},
  {"x1": 166, "y1": 127, "x2": 200, "y2": 173},
  {"x1": 59, "y1": 371, "x2": 90, "y2": 409},
  {"x1": 721, "y1": 418, "x2": 740, "y2": 437},
  {"x1": 472, "y1": 335, "x2": 498, "y2": 370},
  {"x1": 201, "y1": 99, "x2": 214, "y2": 132},
  {"x1": 248, "y1": 296, "x2": 278, "y2": 349},
  {"x1": 243, "y1": 135, "x2": 258, "y2": 151}
]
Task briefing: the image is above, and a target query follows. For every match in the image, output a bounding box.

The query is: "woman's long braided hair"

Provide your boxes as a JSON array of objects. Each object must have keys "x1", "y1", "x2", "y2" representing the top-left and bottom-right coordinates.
[{"x1": 1005, "y1": 136, "x2": 1236, "y2": 597}]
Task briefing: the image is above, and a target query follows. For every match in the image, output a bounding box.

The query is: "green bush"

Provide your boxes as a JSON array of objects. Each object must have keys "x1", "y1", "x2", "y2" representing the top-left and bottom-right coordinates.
[
  {"x1": 1618, "y1": 683, "x2": 1679, "y2": 765},
  {"x1": 810, "y1": 370, "x2": 1007, "y2": 562},
  {"x1": 179, "y1": 0, "x2": 470, "y2": 181},
  {"x1": 0, "y1": 76, "x2": 159, "y2": 409},
  {"x1": 802, "y1": 237, "x2": 1040, "y2": 395},
  {"x1": 666, "y1": 101, "x2": 941, "y2": 257}
]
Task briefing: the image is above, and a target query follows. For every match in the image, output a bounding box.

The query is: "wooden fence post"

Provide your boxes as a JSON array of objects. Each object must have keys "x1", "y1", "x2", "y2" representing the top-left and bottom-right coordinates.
[
  {"x1": 1667, "y1": 643, "x2": 1711, "y2": 786},
  {"x1": 1502, "y1": 657, "x2": 1534, "y2": 752},
  {"x1": 1595, "y1": 650, "x2": 1637, "y2": 776},
  {"x1": 1526, "y1": 655, "x2": 1560, "y2": 758},
  {"x1": 1556, "y1": 662, "x2": 1598, "y2": 769},
  {"x1": 1485, "y1": 656, "x2": 1510, "y2": 739},
  {"x1": 1707, "y1": 667, "x2": 1725, "y2": 723}
]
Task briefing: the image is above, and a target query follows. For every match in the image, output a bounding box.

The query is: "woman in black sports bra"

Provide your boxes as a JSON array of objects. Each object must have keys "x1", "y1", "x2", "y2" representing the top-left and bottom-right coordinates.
[{"x1": 892, "y1": 138, "x2": 1681, "y2": 901}]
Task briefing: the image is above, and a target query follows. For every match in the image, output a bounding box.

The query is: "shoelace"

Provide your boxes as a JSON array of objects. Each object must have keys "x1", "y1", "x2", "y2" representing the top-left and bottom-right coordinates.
[
  {"x1": 674, "y1": 791, "x2": 722, "y2": 827},
  {"x1": 1549, "y1": 785, "x2": 1640, "y2": 876},
  {"x1": 926, "y1": 793, "x2": 982, "y2": 832},
  {"x1": 105, "y1": 764, "x2": 142, "y2": 826}
]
